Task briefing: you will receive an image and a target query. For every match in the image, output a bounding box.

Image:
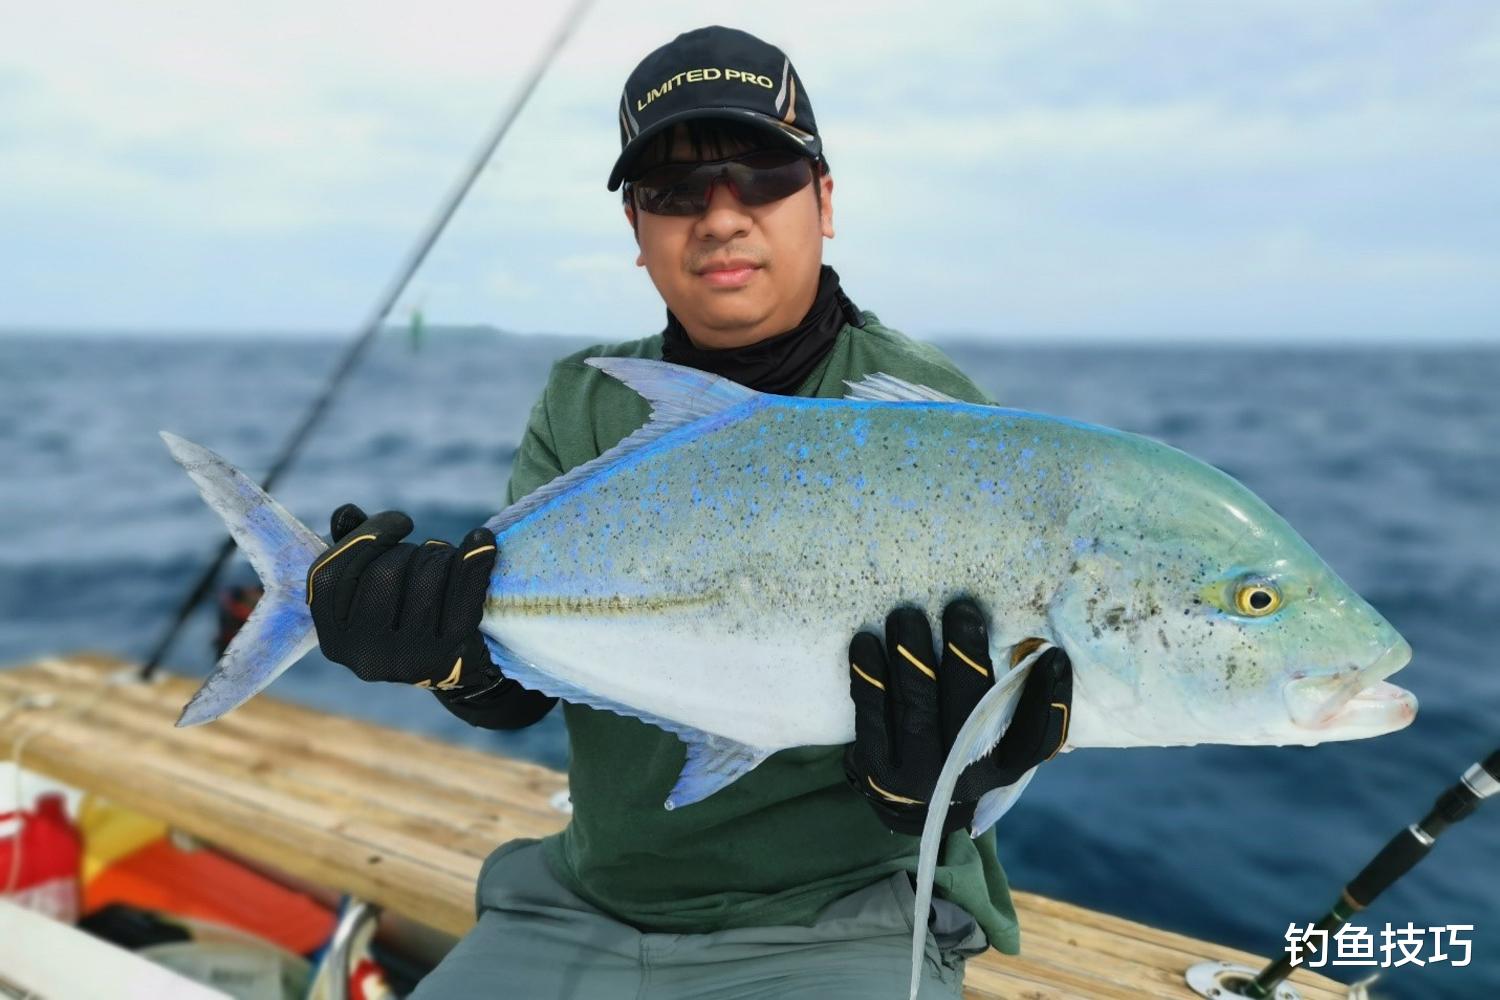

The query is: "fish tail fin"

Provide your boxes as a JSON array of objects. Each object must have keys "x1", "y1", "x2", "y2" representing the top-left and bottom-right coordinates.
[
  {"x1": 160, "y1": 432, "x2": 328, "y2": 727},
  {"x1": 907, "y1": 645, "x2": 1047, "y2": 1000}
]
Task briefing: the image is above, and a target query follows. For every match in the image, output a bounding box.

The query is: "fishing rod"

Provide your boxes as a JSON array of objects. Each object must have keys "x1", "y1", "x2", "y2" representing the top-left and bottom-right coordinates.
[
  {"x1": 139, "y1": 0, "x2": 596, "y2": 680},
  {"x1": 1186, "y1": 746, "x2": 1500, "y2": 999}
]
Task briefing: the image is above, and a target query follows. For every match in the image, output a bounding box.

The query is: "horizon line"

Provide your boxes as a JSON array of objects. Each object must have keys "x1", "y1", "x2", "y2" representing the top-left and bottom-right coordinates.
[{"x1": 0, "y1": 324, "x2": 1496, "y2": 349}]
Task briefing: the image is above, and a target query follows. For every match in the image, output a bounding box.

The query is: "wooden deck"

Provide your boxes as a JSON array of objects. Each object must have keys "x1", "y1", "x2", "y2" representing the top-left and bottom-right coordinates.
[{"x1": 0, "y1": 655, "x2": 1350, "y2": 999}]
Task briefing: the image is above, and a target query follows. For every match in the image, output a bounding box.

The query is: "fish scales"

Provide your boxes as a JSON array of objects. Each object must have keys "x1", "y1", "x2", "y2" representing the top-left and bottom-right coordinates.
[{"x1": 489, "y1": 400, "x2": 1105, "y2": 748}]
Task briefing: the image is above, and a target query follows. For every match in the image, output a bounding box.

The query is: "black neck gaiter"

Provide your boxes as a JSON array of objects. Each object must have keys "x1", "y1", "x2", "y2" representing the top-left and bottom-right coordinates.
[{"x1": 660, "y1": 264, "x2": 862, "y2": 395}]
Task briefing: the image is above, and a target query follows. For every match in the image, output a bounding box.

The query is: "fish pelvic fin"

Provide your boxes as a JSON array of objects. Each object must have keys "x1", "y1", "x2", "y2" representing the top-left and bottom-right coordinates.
[
  {"x1": 907, "y1": 644, "x2": 1046, "y2": 1000},
  {"x1": 160, "y1": 432, "x2": 327, "y2": 727},
  {"x1": 485, "y1": 359, "x2": 758, "y2": 536}
]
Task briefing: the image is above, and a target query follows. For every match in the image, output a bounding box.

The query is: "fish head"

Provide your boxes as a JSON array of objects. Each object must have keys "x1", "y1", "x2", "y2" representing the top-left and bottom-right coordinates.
[{"x1": 1047, "y1": 442, "x2": 1416, "y2": 749}]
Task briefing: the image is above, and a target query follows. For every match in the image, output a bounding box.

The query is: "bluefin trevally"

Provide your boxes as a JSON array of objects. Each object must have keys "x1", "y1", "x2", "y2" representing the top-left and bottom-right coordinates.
[{"x1": 161, "y1": 358, "x2": 1416, "y2": 1000}]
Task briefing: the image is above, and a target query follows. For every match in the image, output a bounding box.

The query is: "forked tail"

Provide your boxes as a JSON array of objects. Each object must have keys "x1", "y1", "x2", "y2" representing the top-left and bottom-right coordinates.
[{"x1": 159, "y1": 432, "x2": 328, "y2": 727}]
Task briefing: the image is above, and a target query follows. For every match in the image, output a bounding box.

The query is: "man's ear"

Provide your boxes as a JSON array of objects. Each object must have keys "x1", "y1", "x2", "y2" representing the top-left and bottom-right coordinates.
[{"x1": 818, "y1": 170, "x2": 835, "y2": 239}]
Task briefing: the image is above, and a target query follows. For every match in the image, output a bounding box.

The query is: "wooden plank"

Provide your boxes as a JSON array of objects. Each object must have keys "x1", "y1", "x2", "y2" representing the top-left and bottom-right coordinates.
[{"x1": 0, "y1": 655, "x2": 1349, "y2": 999}]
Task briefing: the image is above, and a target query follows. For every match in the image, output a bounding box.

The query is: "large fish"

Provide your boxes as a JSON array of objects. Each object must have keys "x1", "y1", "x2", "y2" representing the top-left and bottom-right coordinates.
[{"x1": 162, "y1": 358, "x2": 1416, "y2": 1000}]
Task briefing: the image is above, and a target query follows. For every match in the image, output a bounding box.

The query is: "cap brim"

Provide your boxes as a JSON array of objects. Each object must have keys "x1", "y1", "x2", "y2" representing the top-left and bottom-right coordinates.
[{"x1": 607, "y1": 107, "x2": 820, "y2": 191}]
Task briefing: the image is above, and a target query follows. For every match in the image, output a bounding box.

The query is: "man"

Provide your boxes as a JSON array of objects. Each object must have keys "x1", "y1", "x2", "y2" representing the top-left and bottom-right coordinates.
[{"x1": 307, "y1": 26, "x2": 1072, "y2": 998}]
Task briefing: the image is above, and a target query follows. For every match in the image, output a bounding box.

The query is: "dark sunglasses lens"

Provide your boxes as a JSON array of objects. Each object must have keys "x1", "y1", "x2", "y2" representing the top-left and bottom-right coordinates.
[
  {"x1": 632, "y1": 162, "x2": 706, "y2": 216},
  {"x1": 727, "y1": 154, "x2": 814, "y2": 206},
  {"x1": 633, "y1": 152, "x2": 814, "y2": 216}
]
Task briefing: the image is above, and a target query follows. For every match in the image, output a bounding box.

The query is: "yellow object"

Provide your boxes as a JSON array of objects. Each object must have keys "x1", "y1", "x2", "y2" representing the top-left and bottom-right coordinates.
[{"x1": 78, "y1": 796, "x2": 167, "y2": 884}]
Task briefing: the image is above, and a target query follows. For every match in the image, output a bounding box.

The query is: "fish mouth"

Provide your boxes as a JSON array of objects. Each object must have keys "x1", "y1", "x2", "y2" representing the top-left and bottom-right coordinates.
[{"x1": 1283, "y1": 638, "x2": 1418, "y2": 739}]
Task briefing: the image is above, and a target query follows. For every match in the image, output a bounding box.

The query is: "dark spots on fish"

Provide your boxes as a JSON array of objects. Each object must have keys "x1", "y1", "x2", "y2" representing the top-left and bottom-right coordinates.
[
  {"x1": 1158, "y1": 628, "x2": 1170, "y2": 650},
  {"x1": 1104, "y1": 606, "x2": 1126, "y2": 629},
  {"x1": 1226, "y1": 658, "x2": 1239, "y2": 681},
  {"x1": 1029, "y1": 582, "x2": 1048, "y2": 616},
  {"x1": 1068, "y1": 561, "x2": 1080, "y2": 575}
]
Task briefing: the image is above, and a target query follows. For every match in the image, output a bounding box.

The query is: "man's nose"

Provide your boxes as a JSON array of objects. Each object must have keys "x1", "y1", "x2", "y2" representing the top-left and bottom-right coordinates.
[{"x1": 694, "y1": 177, "x2": 752, "y2": 242}]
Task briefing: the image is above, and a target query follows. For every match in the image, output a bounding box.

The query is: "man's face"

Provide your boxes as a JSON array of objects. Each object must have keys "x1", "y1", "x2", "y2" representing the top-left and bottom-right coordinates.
[{"x1": 625, "y1": 127, "x2": 835, "y2": 350}]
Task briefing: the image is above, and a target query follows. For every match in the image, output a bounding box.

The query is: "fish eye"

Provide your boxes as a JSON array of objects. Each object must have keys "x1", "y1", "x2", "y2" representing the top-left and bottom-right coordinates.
[{"x1": 1234, "y1": 581, "x2": 1282, "y2": 617}]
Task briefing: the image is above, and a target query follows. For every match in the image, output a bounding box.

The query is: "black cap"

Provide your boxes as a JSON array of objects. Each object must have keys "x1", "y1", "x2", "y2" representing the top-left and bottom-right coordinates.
[{"x1": 609, "y1": 26, "x2": 820, "y2": 191}]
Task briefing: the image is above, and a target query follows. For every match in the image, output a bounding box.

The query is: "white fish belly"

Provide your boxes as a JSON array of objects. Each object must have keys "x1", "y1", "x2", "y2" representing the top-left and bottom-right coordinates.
[{"x1": 488, "y1": 612, "x2": 854, "y2": 749}]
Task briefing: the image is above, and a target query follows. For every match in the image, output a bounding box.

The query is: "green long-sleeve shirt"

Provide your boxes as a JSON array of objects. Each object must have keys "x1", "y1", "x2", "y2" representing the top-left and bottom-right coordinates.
[{"x1": 502, "y1": 312, "x2": 1022, "y2": 954}]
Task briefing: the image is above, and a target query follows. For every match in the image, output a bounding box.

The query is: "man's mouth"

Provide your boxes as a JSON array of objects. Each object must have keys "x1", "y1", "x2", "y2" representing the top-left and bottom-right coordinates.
[
  {"x1": 696, "y1": 257, "x2": 761, "y2": 288},
  {"x1": 1283, "y1": 638, "x2": 1417, "y2": 734}
]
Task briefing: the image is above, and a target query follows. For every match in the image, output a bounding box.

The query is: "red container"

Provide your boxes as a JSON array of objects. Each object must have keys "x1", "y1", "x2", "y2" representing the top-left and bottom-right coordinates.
[{"x1": 0, "y1": 792, "x2": 83, "y2": 923}]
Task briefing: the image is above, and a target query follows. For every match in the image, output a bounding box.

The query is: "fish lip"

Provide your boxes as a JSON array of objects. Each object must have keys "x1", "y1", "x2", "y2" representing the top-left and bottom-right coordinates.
[{"x1": 1283, "y1": 638, "x2": 1416, "y2": 734}]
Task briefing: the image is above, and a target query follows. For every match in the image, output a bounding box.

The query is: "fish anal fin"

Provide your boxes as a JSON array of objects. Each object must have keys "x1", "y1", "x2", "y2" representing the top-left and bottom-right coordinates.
[
  {"x1": 667, "y1": 735, "x2": 771, "y2": 810},
  {"x1": 479, "y1": 636, "x2": 772, "y2": 811}
]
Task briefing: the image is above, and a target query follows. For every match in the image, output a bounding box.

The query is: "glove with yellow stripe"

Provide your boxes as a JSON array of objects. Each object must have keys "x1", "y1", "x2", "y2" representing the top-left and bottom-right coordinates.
[
  {"x1": 307, "y1": 503, "x2": 499, "y2": 689},
  {"x1": 843, "y1": 598, "x2": 1072, "y2": 836},
  {"x1": 306, "y1": 504, "x2": 555, "y2": 729}
]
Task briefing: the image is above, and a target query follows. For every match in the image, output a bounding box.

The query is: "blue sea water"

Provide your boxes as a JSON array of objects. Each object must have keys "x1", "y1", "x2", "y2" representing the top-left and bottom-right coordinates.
[{"x1": 1, "y1": 331, "x2": 1497, "y2": 998}]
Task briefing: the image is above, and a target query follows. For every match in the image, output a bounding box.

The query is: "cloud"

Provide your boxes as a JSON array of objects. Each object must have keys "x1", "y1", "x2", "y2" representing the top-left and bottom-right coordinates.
[{"x1": 1, "y1": 1, "x2": 1497, "y2": 340}]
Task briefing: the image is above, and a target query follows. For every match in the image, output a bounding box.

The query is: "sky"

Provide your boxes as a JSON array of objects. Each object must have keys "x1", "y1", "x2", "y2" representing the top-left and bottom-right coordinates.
[{"x1": 2, "y1": 1, "x2": 1497, "y2": 343}]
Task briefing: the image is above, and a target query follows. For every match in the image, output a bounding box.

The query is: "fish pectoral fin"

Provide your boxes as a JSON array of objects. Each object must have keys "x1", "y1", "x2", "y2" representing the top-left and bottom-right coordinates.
[
  {"x1": 841, "y1": 373, "x2": 962, "y2": 404},
  {"x1": 907, "y1": 648, "x2": 1042, "y2": 1000},
  {"x1": 969, "y1": 766, "x2": 1039, "y2": 837},
  {"x1": 667, "y1": 734, "x2": 771, "y2": 811}
]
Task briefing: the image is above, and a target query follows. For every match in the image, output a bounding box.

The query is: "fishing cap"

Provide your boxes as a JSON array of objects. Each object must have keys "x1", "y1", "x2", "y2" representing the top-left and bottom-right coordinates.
[{"x1": 608, "y1": 25, "x2": 821, "y2": 191}]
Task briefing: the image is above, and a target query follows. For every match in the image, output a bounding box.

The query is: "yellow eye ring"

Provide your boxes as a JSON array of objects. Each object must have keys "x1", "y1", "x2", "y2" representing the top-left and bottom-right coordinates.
[{"x1": 1234, "y1": 582, "x2": 1282, "y2": 617}]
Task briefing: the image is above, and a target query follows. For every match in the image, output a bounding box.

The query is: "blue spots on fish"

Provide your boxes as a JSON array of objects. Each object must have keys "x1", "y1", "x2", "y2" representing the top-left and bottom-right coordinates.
[{"x1": 850, "y1": 418, "x2": 870, "y2": 447}]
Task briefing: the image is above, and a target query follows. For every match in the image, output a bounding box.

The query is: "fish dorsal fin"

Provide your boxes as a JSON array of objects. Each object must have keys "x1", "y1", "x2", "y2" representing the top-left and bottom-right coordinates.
[
  {"x1": 486, "y1": 358, "x2": 757, "y2": 535},
  {"x1": 588, "y1": 356, "x2": 758, "y2": 422},
  {"x1": 842, "y1": 372, "x2": 961, "y2": 404}
]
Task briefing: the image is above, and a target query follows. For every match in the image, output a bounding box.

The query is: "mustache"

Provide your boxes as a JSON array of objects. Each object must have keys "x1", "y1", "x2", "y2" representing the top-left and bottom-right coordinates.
[{"x1": 687, "y1": 246, "x2": 769, "y2": 272}]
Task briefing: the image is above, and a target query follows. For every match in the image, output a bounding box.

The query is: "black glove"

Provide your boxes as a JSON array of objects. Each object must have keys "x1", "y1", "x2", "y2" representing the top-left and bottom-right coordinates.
[
  {"x1": 306, "y1": 504, "x2": 555, "y2": 729},
  {"x1": 844, "y1": 598, "x2": 1071, "y2": 836}
]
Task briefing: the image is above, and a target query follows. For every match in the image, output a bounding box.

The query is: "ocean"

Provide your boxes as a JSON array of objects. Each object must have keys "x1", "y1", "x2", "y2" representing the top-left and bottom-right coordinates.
[{"x1": 2, "y1": 331, "x2": 1496, "y2": 998}]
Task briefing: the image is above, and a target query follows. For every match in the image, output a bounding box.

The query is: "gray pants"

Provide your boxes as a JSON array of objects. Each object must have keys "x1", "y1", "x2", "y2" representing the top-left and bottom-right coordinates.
[{"x1": 409, "y1": 839, "x2": 987, "y2": 999}]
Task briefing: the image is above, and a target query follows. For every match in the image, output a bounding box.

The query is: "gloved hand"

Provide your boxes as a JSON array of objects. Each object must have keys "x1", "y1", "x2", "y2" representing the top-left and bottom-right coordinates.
[
  {"x1": 844, "y1": 598, "x2": 1072, "y2": 835},
  {"x1": 305, "y1": 503, "x2": 500, "y2": 692}
]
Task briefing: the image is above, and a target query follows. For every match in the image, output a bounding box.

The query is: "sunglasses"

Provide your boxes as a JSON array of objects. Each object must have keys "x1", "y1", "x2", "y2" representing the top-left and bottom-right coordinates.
[{"x1": 629, "y1": 150, "x2": 815, "y2": 217}]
